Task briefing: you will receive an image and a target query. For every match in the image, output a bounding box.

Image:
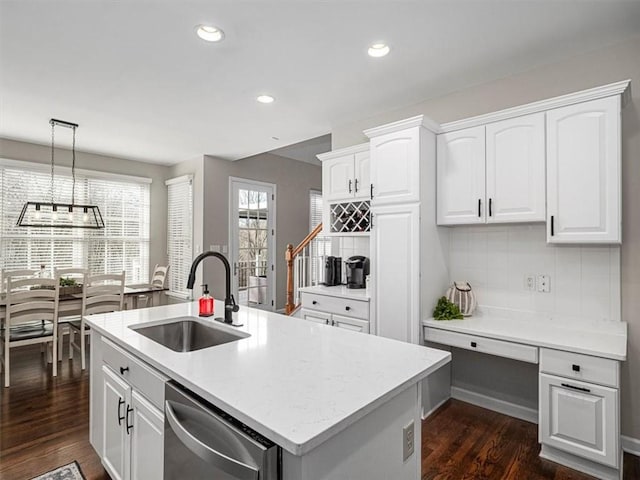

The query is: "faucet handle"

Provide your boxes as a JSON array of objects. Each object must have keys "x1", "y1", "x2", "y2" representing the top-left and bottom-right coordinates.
[{"x1": 230, "y1": 294, "x2": 240, "y2": 312}]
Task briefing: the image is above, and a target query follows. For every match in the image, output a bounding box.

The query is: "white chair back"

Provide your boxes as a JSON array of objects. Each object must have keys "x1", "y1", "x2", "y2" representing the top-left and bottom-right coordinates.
[
  {"x1": 83, "y1": 272, "x2": 125, "y2": 316},
  {"x1": 54, "y1": 267, "x2": 88, "y2": 284},
  {"x1": 150, "y1": 264, "x2": 169, "y2": 288},
  {"x1": 5, "y1": 275, "x2": 60, "y2": 328},
  {"x1": 1, "y1": 269, "x2": 39, "y2": 293}
]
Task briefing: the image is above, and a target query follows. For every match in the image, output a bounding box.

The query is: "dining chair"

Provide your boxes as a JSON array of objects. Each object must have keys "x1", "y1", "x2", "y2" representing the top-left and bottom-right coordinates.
[
  {"x1": 0, "y1": 268, "x2": 39, "y2": 293},
  {"x1": 54, "y1": 267, "x2": 88, "y2": 360},
  {"x1": 134, "y1": 264, "x2": 170, "y2": 308},
  {"x1": 69, "y1": 271, "x2": 125, "y2": 370},
  {"x1": 0, "y1": 272, "x2": 60, "y2": 387}
]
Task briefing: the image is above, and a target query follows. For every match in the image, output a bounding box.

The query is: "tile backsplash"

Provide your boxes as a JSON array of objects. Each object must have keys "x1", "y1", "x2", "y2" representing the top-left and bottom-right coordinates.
[
  {"x1": 448, "y1": 224, "x2": 621, "y2": 322},
  {"x1": 332, "y1": 236, "x2": 370, "y2": 283}
]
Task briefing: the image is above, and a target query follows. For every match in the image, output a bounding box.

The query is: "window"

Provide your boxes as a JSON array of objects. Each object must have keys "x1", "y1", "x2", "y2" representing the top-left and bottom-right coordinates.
[
  {"x1": 309, "y1": 189, "x2": 331, "y2": 284},
  {"x1": 166, "y1": 175, "x2": 193, "y2": 298},
  {"x1": 0, "y1": 160, "x2": 151, "y2": 283}
]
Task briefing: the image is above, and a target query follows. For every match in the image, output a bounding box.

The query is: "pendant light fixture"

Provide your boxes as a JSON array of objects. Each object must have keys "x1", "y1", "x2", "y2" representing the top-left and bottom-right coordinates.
[{"x1": 16, "y1": 119, "x2": 105, "y2": 229}]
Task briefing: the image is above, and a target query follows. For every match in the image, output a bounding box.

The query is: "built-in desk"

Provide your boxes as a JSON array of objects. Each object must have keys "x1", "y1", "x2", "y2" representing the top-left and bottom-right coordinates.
[{"x1": 423, "y1": 312, "x2": 627, "y2": 480}]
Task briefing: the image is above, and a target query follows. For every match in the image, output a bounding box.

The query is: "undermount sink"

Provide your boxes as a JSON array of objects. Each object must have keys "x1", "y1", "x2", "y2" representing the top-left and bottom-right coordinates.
[{"x1": 130, "y1": 317, "x2": 249, "y2": 352}]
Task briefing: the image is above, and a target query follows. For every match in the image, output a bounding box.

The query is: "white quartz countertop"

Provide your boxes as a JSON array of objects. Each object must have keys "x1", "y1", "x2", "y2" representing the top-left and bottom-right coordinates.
[
  {"x1": 423, "y1": 311, "x2": 627, "y2": 361},
  {"x1": 87, "y1": 301, "x2": 449, "y2": 455},
  {"x1": 299, "y1": 284, "x2": 370, "y2": 301}
]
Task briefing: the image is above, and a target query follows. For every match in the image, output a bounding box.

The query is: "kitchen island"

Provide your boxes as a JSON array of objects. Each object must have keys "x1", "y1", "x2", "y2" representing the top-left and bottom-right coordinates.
[{"x1": 87, "y1": 300, "x2": 450, "y2": 479}]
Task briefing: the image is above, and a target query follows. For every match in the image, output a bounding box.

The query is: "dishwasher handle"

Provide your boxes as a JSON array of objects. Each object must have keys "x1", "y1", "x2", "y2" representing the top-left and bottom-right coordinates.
[{"x1": 165, "y1": 400, "x2": 260, "y2": 480}]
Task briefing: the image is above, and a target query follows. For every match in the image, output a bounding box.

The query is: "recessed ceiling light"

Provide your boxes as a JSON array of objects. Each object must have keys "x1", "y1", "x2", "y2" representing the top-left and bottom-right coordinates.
[
  {"x1": 368, "y1": 43, "x2": 390, "y2": 58},
  {"x1": 196, "y1": 25, "x2": 225, "y2": 42},
  {"x1": 256, "y1": 95, "x2": 275, "y2": 104}
]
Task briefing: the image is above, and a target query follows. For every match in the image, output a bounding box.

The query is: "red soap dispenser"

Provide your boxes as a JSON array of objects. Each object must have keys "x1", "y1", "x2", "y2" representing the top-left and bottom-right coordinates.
[{"x1": 199, "y1": 284, "x2": 214, "y2": 317}]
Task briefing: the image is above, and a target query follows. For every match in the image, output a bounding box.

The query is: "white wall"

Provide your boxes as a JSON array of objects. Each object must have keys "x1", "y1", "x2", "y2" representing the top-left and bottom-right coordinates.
[
  {"x1": 448, "y1": 224, "x2": 620, "y2": 322},
  {"x1": 331, "y1": 34, "x2": 640, "y2": 440}
]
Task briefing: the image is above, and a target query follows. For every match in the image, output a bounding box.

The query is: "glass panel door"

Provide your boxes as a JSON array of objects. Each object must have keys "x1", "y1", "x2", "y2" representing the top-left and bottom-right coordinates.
[{"x1": 230, "y1": 179, "x2": 275, "y2": 310}]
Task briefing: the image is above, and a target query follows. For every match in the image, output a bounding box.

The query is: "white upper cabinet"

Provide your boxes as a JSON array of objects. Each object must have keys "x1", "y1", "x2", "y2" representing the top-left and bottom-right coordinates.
[
  {"x1": 436, "y1": 126, "x2": 486, "y2": 224},
  {"x1": 486, "y1": 113, "x2": 546, "y2": 223},
  {"x1": 319, "y1": 144, "x2": 370, "y2": 203},
  {"x1": 369, "y1": 127, "x2": 421, "y2": 206},
  {"x1": 546, "y1": 96, "x2": 621, "y2": 243},
  {"x1": 322, "y1": 155, "x2": 355, "y2": 202}
]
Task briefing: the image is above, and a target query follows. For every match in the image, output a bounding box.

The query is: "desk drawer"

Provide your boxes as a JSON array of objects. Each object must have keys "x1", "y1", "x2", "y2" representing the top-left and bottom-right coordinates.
[
  {"x1": 425, "y1": 328, "x2": 538, "y2": 364},
  {"x1": 540, "y1": 348, "x2": 619, "y2": 388},
  {"x1": 102, "y1": 337, "x2": 168, "y2": 409},
  {"x1": 301, "y1": 292, "x2": 369, "y2": 320}
]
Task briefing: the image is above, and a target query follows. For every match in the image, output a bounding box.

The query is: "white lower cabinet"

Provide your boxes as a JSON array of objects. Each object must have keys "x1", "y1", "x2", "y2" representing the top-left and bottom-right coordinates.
[
  {"x1": 94, "y1": 339, "x2": 167, "y2": 480},
  {"x1": 540, "y1": 373, "x2": 618, "y2": 468},
  {"x1": 300, "y1": 292, "x2": 370, "y2": 333}
]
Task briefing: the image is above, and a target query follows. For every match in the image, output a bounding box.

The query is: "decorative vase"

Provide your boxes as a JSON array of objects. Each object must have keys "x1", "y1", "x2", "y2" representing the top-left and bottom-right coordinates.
[{"x1": 445, "y1": 281, "x2": 477, "y2": 316}]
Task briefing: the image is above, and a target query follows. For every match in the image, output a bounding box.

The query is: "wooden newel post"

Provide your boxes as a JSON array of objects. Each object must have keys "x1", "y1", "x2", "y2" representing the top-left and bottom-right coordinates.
[{"x1": 285, "y1": 244, "x2": 294, "y2": 314}]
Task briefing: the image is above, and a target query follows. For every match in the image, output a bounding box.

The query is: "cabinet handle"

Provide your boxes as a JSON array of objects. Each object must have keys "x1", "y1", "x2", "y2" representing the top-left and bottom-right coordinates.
[
  {"x1": 572, "y1": 364, "x2": 580, "y2": 372},
  {"x1": 550, "y1": 216, "x2": 555, "y2": 236},
  {"x1": 312, "y1": 300, "x2": 318, "y2": 305},
  {"x1": 120, "y1": 366, "x2": 129, "y2": 375},
  {"x1": 331, "y1": 319, "x2": 335, "y2": 326},
  {"x1": 477, "y1": 199, "x2": 481, "y2": 217},
  {"x1": 117, "y1": 398, "x2": 125, "y2": 426},
  {"x1": 348, "y1": 179, "x2": 352, "y2": 194},
  {"x1": 370, "y1": 184, "x2": 374, "y2": 199},
  {"x1": 325, "y1": 319, "x2": 329, "y2": 325},
  {"x1": 126, "y1": 405, "x2": 134, "y2": 434},
  {"x1": 489, "y1": 198, "x2": 492, "y2": 217},
  {"x1": 345, "y1": 306, "x2": 351, "y2": 311},
  {"x1": 470, "y1": 341, "x2": 477, "y2": 348},
  {"x1": 561, "y1": 383, "x2": 590, "y2": 393},
  {"x1": 355, "y1": 178, "x2": 359, "y2": 193}
]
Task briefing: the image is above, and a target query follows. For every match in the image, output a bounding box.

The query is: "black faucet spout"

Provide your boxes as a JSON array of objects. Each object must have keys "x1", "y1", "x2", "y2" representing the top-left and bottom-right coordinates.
[{"x1": 187, "y1": 251, "x2": 239, "y2": 323}]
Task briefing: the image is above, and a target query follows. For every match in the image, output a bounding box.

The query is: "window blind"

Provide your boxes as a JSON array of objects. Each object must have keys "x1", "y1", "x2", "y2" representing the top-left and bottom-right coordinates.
[
  {"x1": 309, "y1": 190, "x2": 331, "y2": 284},
  {"x1": 0, "y1": 164, "x2": 150, "y2": 283},
  {"x1": 166, "y1": 175, "x2": 193, "y2": 298}
]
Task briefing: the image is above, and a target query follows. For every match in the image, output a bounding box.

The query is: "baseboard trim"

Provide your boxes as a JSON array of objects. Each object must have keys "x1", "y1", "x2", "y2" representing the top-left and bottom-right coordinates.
[
  {"x1": 421, "y1": 397, "x2": 448, "y2": 420},
  {"x1": 540, "y1": 444, "x2": 621, "y2": 480},
  {"x1": 622, "y1": 435, "x2": 640, "y2": 457},
  {"x1": 451, "y1": 386, "x2": 538, "y2": 424}
]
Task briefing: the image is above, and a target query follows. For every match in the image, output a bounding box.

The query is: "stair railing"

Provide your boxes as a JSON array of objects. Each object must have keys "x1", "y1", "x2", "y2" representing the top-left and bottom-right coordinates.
[{"x1": 285, "y1": 223, "x2": 324, "y2": 314}]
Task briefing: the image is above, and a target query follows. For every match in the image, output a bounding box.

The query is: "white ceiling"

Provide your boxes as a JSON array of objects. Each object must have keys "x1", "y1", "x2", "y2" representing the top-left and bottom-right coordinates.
[{"x1": 1, "y1": 1, "x2": 640, "y2": 166}]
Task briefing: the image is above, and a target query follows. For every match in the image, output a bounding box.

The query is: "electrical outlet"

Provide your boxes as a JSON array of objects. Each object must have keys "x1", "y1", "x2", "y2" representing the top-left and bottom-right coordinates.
[
  {"x1": 221, "y1": 245, "x2": 228, "y2": 254},
  {"x1": 525, "y1": 275, "x2": 535, "y2": 291},
  {"x1": 537, "y1": 275, "x2": 550, "y2": 293},
  {"x1": 403, "y1": 421, "x2": 415, "y2": 461}
]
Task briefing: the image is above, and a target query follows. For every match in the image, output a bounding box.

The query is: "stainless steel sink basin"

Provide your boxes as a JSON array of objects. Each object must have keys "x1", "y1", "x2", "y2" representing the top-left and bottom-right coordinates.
[{"x1": 130, "y1": 317, "x2": 248, "y2": 352}]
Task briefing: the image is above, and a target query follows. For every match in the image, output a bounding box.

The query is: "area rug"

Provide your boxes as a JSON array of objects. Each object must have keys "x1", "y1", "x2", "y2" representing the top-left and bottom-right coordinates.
[{"x1": 30, "y1": 461, "x2": 86, "y2": 480}]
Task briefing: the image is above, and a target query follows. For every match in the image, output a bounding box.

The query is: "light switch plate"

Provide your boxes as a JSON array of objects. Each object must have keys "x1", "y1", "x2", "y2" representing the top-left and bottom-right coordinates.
[
  {"x1": 403, "y1": 421, "x2": 415, "y2": 461},
  {"x1": 525, "y1": 275, "x2": 535, "y2": 291}
]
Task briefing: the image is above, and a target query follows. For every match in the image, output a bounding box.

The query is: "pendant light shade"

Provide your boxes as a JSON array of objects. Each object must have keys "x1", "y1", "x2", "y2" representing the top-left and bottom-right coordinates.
[{"x1": 17, "y1": 119, "x2": 105, "y2": 229}]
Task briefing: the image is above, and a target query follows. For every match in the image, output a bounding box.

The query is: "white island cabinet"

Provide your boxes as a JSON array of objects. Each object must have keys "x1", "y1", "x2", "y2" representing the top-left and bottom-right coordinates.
[{"x1": 88, "y1": 300, "x2": 450, "y2": 480}]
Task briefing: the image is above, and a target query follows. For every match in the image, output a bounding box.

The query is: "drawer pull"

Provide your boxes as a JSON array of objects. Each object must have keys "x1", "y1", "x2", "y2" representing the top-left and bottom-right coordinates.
[
  {"x1": 572, "y1": 364, "x2": 580, "y2": 372},
  {"x1": 325, "y1": 319, "x2": 329, "y2": 325},
  {"x1": 120, "y1": 366, "x2": 129, "y2": 375},
  {"x1": 470, "y1": 341, "x2": 477, "y2": 348},
  {"x1": 312, "y1": 300, "x2": 318, "y2": 305},
  {"x1": 345, "y1": 306, "x2": 351, "y2": 311},
  {"x1": 561, "y1": 383, "x2": 591, "y2": 393}
]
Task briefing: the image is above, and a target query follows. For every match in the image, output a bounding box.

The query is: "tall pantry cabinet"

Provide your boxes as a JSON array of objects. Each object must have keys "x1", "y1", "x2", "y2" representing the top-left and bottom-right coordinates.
[{"x1": 364, "y1": 116, "x2": 449, "y2": 345}]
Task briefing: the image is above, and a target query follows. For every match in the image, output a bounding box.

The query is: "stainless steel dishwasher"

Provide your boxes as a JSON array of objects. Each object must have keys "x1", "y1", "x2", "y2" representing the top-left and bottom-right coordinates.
[{"x1": 164, "y1": 382, "x2": 280, "y2": 480}]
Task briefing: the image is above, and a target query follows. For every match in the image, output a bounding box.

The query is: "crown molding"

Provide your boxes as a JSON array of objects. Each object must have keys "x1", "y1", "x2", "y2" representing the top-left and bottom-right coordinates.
[
  {"x1": 363, "y1": 114, "x2": 440, "y2": 138},
  {"x1": 316, "y1": 142, "x2": 369, "y2": 162},
  {"x1": 439, "y1": 79, "x2": 631, "y2": 134}
]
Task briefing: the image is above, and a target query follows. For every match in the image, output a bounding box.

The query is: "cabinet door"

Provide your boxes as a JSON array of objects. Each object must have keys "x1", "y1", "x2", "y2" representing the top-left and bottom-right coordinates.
[
  {"x1": 332, "y1": 314, "x2": 370, "y2": 333},
  {"x1": 486, "y1": 113, "x2": 546, "y2": 223},
  {"x1": 301, "y1": 308, "x2": 331, "y2": 325},
  {"x1": 370, "y1": 127, "x2": 420, "y2": 206},
  {"x1": 436, "y1": 126, "x2": 486, "y2": 225},
  {"x1": 371, "y1": 203, "x2": 419, "y2": 343},
  {"x1": 353, "y1": 150, "x2": 371, "y2": 200},
  {"x1": 546, "y1": 96, "x2": 621, "y2": 243},
  {"x1": 102, "y1": 365, "x2": 131, "y2": 480},
  {"x1": 540, "y1": 373, "x2": 618, "y2": 468},
  {"x1": 130, "y1": 391, "x2": 164, "y2": 480},
  {"x1": 323, "y1": 155, "x2": 355, "y2": 202}
]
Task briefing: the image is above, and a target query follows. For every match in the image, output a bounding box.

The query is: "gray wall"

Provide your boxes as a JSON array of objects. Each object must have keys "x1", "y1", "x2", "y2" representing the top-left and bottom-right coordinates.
[
  {"x1": 332, "y1": 34, "x2": 640, "y2": 440},
  {"x1": 0, "y1": 138, "x2": 170, "y2": 276},
  {"x1": 202, "y1": 152, "x2": 322, "y2": 310}
]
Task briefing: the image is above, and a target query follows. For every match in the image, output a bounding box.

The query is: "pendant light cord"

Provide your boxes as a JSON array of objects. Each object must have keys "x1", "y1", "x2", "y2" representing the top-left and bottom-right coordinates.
[
  {"x1": 50, "y1": 120, "x2": 55, "y2": 205},
  {"x1": 71, "y1": 125, "x2": 76, "y2": 206}
]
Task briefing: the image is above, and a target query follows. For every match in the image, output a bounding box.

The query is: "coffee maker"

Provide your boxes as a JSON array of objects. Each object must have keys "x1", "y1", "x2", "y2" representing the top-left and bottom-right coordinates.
[
  {"x1": 324, "y1": 256, "x2": 342, "y2": 286},
  {"x1": 345, "y1": 256, "x2": 370, "y2": 289}
]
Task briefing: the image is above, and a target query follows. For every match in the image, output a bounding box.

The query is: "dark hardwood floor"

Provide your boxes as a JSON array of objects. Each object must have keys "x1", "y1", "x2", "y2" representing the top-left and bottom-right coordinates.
[{"x1": 1, "y1": 344, "x2": 639, "y2": 479}]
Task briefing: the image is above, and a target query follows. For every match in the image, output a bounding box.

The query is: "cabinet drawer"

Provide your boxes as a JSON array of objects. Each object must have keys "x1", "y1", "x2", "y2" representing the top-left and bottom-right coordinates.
[
  {"x1": 540, "y1": 348, "x2": 619, "y2": 388},
  {"x1": 425, "y1": 328, "x2": 538, "y2": 364},
  {"x1": 102, "y1": 337, "x2": 168, "y2": 409},
  {"x1": 301, "y1": 308, "x2": 331, "y2": 325},
  {"x1": 301, "y1": 292, "x2": 369, "y2": 320}
]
